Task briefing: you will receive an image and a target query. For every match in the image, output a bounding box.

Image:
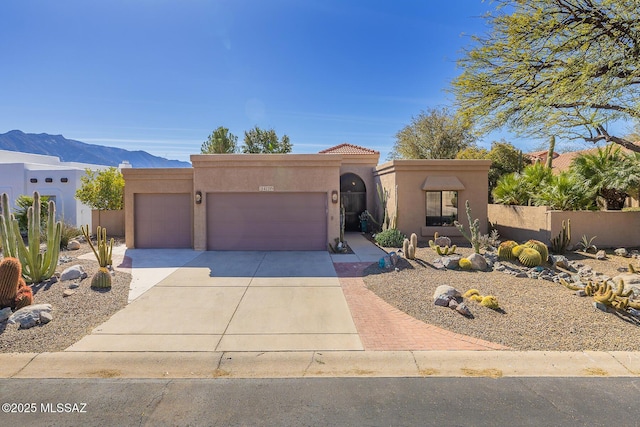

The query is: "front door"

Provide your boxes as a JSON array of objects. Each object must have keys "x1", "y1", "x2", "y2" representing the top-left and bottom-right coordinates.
[{"x1": 340, "y1": 173, "x2": 366, "y2": 231}]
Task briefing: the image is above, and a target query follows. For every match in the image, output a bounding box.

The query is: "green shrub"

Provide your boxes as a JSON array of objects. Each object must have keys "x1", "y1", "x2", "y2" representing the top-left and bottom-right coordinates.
[
  {"x1": 375, "y1": 228, "x2": 406, "y2": 248},
  {"x1": 59, "y1": 222, "x2": 81, "y2": 249},
  {"x1": 14, "y1": 194, "x2": 50, "y2": 235}
]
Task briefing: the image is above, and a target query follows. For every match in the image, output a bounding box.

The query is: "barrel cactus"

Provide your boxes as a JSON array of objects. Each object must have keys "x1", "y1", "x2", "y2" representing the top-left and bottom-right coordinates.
[
  {"x1": 0, "y1": 257, "x2": 22, "y2": 308},
  {"x1": 524, "y1": 240, "x2": 549, "y2": 263},
  {"x1": 459, "y1": 258, "x2": 472, "y2": 270},
  {"x1": 497, "y1": 240, "x2": 518, "y2": 260},
  {"x1": 480, "y1": 295, "x2": 500, "y2": 309},
  {"x1": 518, "y1": 247, "x2": 543, "y2": 267},
  {"x1": 14, "y1": 279, "x2": 33, "y2": 310},
  {"x1": 512, "y1": 244, "x2": 525, "y2": 258},
  {"x1": 91, "y1": 267, "x2": 112, "y2": 289}
]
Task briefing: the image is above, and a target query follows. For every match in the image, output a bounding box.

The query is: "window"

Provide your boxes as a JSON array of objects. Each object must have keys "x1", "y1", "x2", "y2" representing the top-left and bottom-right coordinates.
[{"x1": 426, "y1": 191, "x2": 458, "y2": 226}]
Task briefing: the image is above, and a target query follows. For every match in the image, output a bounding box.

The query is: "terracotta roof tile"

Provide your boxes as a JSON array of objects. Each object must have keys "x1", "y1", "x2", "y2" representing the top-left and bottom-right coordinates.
[{"x1": 319, "y1": 143, "x2": 380, "y2": 155}]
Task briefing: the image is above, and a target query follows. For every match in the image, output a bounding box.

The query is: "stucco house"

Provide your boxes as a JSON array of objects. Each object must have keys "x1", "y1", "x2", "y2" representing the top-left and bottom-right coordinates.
[
  {"x1": 122, "y1": 144, "x2": 491, "y2": 250},
  {"x1": 0, "y1": 150, "x2": 109, "y2": 227}
]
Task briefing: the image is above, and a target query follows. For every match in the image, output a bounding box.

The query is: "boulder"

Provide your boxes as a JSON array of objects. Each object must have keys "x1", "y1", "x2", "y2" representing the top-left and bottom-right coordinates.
[
  {"x1": 441, "y1": 255, "x2": 462, "y2": 270},
  {"x1": 614, "y1": 248, "x2": 629, "y2": 257},
  {"x1": 448, "y1": 298, "x2": 459, "y2": 309},
  {"x1": 595, "y1": 250, "x2": 607, "y2": 260},
  {"x1": 550, "y1": 255, "x2": 570, "y2": 270},
  {"x1": 0, "y1": 307, "x2": 12, "y2": 323},
  {"x1": 433, "y1": 285, "x2": 461, "y2": 300},
  {"x1": 60, "y1": 265, "x2": 87, "y2": 281},
  {"x1": 434, "y1": 236, "x2": 451, "y2": 248},
  {"x1": 456, "y1": 303, "x2": 472, "y2": 317},
  {"x1": 67, "y1": 240, "x2": 81, "y2": 250},
  {"x1": 8, "y1": 304, "x2": 53, "y2": 329},
  {"x1": 434, "y1": 295, "x2": 451, "y2": 307},
  {"x1": 467, "y1": 253, "x2": 488, "y2": 271}
]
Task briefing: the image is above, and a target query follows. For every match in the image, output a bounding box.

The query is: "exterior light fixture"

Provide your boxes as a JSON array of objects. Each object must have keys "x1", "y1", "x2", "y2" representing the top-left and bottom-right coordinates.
[
  {"x1": 195, "y1": 191, "x2": 202, "y2": 204},
  {"x1": 331, "y1": 190, "x2": 339, "y2": 204}
]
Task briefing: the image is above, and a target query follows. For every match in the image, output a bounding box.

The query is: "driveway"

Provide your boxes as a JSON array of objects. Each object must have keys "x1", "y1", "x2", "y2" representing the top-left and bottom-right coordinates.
[{"x1": 67, "y1": 251, "x2": 363, "y2": 352}]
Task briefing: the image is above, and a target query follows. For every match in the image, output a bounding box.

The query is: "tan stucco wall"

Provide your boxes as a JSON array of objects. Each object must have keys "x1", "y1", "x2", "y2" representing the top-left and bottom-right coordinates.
[
  {"x1": 338, "y1": 153, "x2": 380, "y2": 221},
  {"x1": 375, "y1": 160, "x2": 492, "y2": 241},
  {"x1": 91, "y1": 209, "x2": 125, "y2": 237},
  {"x1": 190, "y1": 154, "x2": 343, "y2": 251},
  {"x1": 122, "y1": 168, "x2": 195, "y2": 248},
  {"x1": 488, "y1": 204, "x2": 551, "y2": 243}
]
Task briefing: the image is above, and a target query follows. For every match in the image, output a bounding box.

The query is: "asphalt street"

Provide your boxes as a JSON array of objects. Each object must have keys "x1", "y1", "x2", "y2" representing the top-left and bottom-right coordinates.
[{"x1": 1, "y1": 377, "x2": 640, "y2": 426}]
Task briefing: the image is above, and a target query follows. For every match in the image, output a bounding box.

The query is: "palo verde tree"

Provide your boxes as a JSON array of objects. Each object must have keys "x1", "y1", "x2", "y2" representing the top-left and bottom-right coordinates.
[
  {"x1": 75, "y1": 167, "x2": 124, "y2": 210},
  {"x1": 241, "y1": 126, "x2": 292, "y2": 154},
  {"x1": 201, "y1": 126, "x2": 238, "y2": 154},
  {"x1": 389, "y1": 107, "x2": 476, "y2": 160},
  {"x1": 452, "y1": 0, "x2": 640, "y2": 153}
]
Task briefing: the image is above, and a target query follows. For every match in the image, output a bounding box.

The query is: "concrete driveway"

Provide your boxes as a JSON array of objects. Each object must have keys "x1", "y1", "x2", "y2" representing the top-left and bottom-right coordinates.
[{"x1": 67, "y1": 251, "x2": 363, "y2": 352}]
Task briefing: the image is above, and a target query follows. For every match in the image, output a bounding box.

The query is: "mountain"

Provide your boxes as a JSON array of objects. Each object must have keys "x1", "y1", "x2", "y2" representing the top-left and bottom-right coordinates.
[{"x1": 0, "y1": 130, "x2": 191, "y2": 168}]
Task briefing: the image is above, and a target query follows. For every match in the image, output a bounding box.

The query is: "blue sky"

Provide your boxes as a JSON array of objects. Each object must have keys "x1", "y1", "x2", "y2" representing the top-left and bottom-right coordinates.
[{"x1": 1, "y1": 0, "x2": 552, "y2": 162}]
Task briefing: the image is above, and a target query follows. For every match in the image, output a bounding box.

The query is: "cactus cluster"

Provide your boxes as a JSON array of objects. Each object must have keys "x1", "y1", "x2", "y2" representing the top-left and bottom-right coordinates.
[
  {"x1": 403, "y1": 233, "x2": 418, "y2": 260},
  {"x1": 518, "y1": 247, "x2": 543, "y2": 267},
  {"x1": 81, "y1": 225, "x2": 114, "y2": 289},
  {"x1": 562, "y1": 277, "x2": 640, "y2": 311},
  {"x1": 0, "y1": 257, "x2": 33, "y2": 310},
  {"x1": 0, "y1": 192, "x2": 61, "y2": 284},
  {"x1": 550, "y1": 219, "x2": 571, "y2": 254},
  {"x1": 463, "y1": 289, "x2": 499, "y2": 309},
  {"x1": 497, "y1": 240, "x2": 518, "y2": 260},
  {"x1": 523, "y1": 240, "x2": 549, "y2": 263},
  {"x1": 428, "y1": 232, "x2": 457, "y2": 255},
  {"x1": 454, "y1": 200, "x2": 481, "y2": 254}
]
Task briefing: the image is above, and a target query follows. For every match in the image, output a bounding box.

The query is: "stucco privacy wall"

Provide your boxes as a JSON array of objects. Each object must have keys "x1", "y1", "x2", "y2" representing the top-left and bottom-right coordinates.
[
  {"x1": 374, "y1": 160, "x2": 492, "y2": 240},
  {"x1": 190, "y1": 154, "x2": 343, "y2": 251},
  {"x1": 489, "y1": 204, "x2": 640, "y2": 248},
  {"x1": 122, "y1": 168, "x2": 195, "y2": 248}
]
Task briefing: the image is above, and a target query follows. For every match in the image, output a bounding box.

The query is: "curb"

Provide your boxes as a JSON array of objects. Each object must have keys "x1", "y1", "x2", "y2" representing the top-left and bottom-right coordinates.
[{"x1": 1, "y1": 351, "x2": 639, "y2": 379}]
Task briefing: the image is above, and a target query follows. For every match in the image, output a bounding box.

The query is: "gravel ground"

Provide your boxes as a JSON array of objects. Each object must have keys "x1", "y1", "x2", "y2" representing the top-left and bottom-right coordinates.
[
  {"x1": 364, "y1": 244, "x2": 640, "y2": 351},
  {"x1": 0, "y1": 242, "x2": 130, "y2": 353}
]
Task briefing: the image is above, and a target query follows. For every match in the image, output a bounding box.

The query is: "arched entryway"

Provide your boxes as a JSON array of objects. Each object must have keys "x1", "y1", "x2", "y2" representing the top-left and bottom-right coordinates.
[{"x1": 340, "y1": 173, "x2": 366, "y2": 231}]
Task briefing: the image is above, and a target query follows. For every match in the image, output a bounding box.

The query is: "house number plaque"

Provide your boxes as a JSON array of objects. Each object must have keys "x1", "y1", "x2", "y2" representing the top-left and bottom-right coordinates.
[{"x1": 259, "y1": 186, "x2": 275, "y2": 192}]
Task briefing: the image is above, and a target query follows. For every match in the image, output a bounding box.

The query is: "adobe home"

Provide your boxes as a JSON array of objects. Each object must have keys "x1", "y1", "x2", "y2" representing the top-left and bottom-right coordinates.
[{"x1": 122, "y1": 144, "x2": 491, "y2": 250}]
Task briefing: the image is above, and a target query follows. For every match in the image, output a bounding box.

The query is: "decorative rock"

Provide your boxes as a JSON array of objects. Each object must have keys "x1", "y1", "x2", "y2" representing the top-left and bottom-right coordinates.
[
  {"x1": 575, "y1": 290, "x2": 587, "y2": 297},
  {"x1": 434, "y1": 236, "x2": 451, "y2": 247},
  {"x1": 448, "y1": 298, "x2": 459, "y2": 309},
  {"x1": 593, "y1": 301, "x2": 610, "y2": 312},
  {"x1": 595, "y1": 250, "x2": 607, "y2": 260},
  {"x1": 441, "y1": 255, "x2": 462, "y2": 270},
  {"x1": 494, "y1": 262, "x2": 506, "y2": 272},
  {"x1": 550, "y1": 255, "x2": 570, "y2": 270},
  {"x1": 514, "y1": 272, "x2": 528, "y2": 278},
  {"x1": 389, "y1": 252, "x2": 398, "y2": 266},
  {"x1": 456, "y1": 303, "x2": 472, "y2": 317},
  {"x1": 612, "y1": 273, "x2": 640, "y2": 298},
  {"x1": 63, "y1": 289, "x2": 76, "y2": 297},
  {"x1": 434, "y1": 295, "x2": 451, "y2": 307},
  {"x1": 0, "y1": 307, "x2": 12, "y2": 322},
  {"x1": 614, "y1": 248, "x2": 628, "y2": 257},
  {"x1": 467, "y1": 253, "x2": 488, "y2": 271},
  {"x1": 39, "y1": 311, "x2": 53, "y2": 324},
  {"x1": 68, "y1": 283, "x2": 80, "y2": 289},
  {"x1": 578, "y1": 266, "x2": 593, "y2": 276},
  {"x1": 60, "y1": 265, "x2": 87, "y2": 281},
  {"x1": 67, "y1": 239, "x2": 81, "y2": 250},
  {"x1": 8, "y1": 304, "x2": 53, "y2": 329},
  {"x1": 628, "y1": 308, "x2": 640, "y2": 318},
  {"x1": 433, "y1": 285, "x2": 461, "y2": 300}
]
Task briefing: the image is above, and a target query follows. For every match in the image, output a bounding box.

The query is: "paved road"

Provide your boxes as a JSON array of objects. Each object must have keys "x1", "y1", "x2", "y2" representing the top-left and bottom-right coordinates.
[{"x1": 2, "y1": 377, "x2": 639, "y2": 426}]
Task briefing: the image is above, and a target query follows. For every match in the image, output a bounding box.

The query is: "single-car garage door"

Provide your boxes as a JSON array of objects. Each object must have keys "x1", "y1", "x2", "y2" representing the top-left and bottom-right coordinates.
[
  {"x1": 134, "y1": 193, "x2": 192, "y2": 248},
  {"x1": 207, "y1": 192, "x2": 327, "y2": 251}
]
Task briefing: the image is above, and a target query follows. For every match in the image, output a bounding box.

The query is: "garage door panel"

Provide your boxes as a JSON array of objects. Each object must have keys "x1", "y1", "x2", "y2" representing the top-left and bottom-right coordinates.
[
  {"x1": 207, "y1": 193, "x2": 326, "y2": 251},
  {"x1": 135, "y1": 194, "x2": 192, "y2": 248}
]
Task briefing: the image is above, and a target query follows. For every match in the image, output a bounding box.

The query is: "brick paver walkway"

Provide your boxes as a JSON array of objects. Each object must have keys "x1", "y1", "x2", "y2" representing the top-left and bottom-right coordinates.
[{"x1": 335, "y1": 263, "x2": 509, "y2": 351}]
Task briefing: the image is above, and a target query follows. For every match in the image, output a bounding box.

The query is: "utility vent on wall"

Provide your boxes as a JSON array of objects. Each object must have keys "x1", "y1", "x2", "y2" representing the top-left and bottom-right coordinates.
[{"x1": 45, "y1": 178, "x2": 53, "y2": 183}]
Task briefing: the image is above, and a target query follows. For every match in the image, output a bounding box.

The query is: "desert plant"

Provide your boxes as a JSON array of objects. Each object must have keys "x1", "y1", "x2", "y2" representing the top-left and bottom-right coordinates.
[
  {"x1": 402, "y1": 238, "x2": 416, "y2": 260},
  {"x1": 14, "y1": 194, "x2": 50, "y2": 235},
  {"x1": 478, "y1": 229, "x2": 500, "y2": 250},
  {"x1": 523, "y1": 240, "x2": 549, "y2": 263},
  {"x1": 410, "y1": 233, "x2": 417, "y2": 251},
  {"x1": 454, "y1": 200, "x2": 481, "y2": 253},
  {"x1": 91, "y1": 267, "x2": 112, "y2": 290},
  {"x1": 511, "y1": 244, "x2": 525, "y2": 258},
  {"x1": 459, "y1": 258, "x2": 472, "y2": 270},
  {"x1": 578, "y1": 235, "x2": 597, "y2": 253},
  {"x1": 429, "y1": 232, "x2": 457, "y2": 255},
  {"x1": 518, "y1": 247, "x2": 542, "y2": 267},
  {"x1": 463, "y1": 289, "x2": 480, "y2": 298},
  {"x1": 0, "y1": 257, "x2": 32, "y2": 310},
  {"x1": 5, "y1": 192, "x2": 62, "y2": 284},
  {"x1": 497, "y1": 240, "x2": 518, "y2": 260},
  {"x1": 375, "y1": 228, "x2": 406, "y2": 248},
  {"x1": 59, "y1": 222, "x2": 82, "y2": 250},
  {"x1": 550, "y1": 219, "x2": 571, "y2": 254},
  {"x1": 75, "y1": 167, "x2": 125, "y2": 210},
  {"x1": 480, "y1": 295, "x2": 500, "y2": 309},
  {"x1": 81, "y1": 225, "x2": 113, "y2": 268}
]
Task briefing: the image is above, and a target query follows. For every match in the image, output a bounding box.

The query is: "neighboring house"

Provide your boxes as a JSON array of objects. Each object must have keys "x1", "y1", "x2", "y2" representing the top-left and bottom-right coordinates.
[
  {"x1": 0, "y1": 149, "x2": 108, "y2": 227},
  {"x1": 122, "y1": 144, "x2": 491, "y2": 250}
]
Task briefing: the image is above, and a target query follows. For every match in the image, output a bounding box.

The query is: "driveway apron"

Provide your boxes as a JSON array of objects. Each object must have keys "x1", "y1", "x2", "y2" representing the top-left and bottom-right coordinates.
[{"x1": 66, "y1": 251, "x2": 364, "y2": 352}]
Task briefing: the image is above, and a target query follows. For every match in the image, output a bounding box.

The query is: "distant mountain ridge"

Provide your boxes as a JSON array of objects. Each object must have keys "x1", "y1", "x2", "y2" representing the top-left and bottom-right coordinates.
[{"x1": 0, "y1": 130, "x2": 191, "y2": 168}]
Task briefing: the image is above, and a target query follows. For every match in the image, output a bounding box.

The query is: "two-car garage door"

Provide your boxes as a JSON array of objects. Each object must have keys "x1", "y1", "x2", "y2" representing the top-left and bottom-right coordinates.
[{"x1": 207, "y1": 192, "x2": 327, "y2": 251}]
